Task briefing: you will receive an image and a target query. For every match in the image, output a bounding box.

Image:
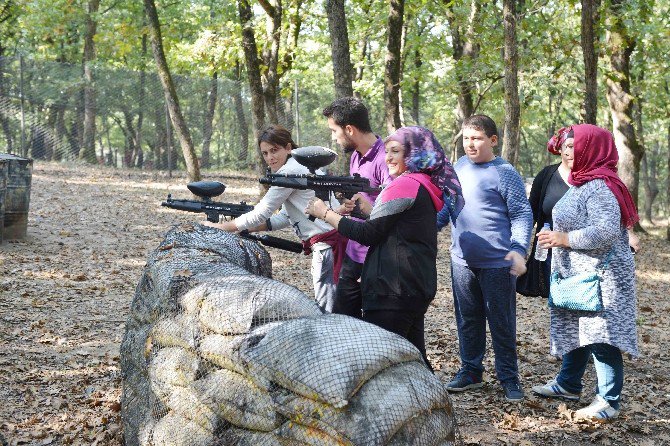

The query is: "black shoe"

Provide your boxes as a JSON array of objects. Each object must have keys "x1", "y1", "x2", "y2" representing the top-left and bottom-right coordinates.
[
  {"x1": 446, "y1": 369, "x2": 484, "y2": 392},
  {"x1": 502, "y1": 381, "x2": 525, "y2": 402}
]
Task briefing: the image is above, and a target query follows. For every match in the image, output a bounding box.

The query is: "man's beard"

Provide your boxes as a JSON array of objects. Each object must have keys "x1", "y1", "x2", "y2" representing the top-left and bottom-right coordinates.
[{"x1": 341, "y1": 135, "x2": 356, "y2": 153}]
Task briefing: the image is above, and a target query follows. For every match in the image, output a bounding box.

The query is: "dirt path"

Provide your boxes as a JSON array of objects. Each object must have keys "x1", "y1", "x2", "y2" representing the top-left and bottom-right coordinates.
[{"x1": 1, "y1": 162, "x2": 669, "y2": 445}]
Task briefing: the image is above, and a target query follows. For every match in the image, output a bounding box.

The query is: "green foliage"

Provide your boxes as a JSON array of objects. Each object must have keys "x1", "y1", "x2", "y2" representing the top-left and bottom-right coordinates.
[{"x1": 1, "y1": 0, "x2": 668, "y2": 214}]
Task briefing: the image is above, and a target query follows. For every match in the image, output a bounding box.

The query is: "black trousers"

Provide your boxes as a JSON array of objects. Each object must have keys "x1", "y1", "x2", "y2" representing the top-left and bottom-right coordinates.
[
  {"x1": 363, "y1": 309, "x2": 433, "y2": 372},
  {"x1": 332, "y1": 255, "x2": 364, "y2": 319}
]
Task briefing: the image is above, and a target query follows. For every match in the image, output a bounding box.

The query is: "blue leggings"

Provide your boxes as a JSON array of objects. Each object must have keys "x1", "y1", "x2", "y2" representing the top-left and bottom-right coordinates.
[{"x1": 556, "y1": 343, "x2": 623, "y2": 410}]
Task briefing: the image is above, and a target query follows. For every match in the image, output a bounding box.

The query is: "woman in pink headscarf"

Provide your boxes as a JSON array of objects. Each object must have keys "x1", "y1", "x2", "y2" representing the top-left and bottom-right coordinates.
[
  {"x1": 531, "y1": 124, "x2": 639, "y2": 422},
  {"x1": 305, "y1": 126, "x2": 461, "y2": 371}
]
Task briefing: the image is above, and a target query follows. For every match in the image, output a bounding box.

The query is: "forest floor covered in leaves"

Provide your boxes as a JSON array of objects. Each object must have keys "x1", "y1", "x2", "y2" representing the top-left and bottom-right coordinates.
[{"x1": 1, "y1": 162, "x2": 669, "y2": 446}]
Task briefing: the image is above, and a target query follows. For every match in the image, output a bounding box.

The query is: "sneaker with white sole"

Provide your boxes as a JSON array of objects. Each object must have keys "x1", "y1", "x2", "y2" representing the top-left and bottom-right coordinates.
[
  {"x1": 574, "y1": 395, "x2": 620, "y2": 421},
  {"x1": 531, "y1": 379, "x2": 580, "y2": 401}
]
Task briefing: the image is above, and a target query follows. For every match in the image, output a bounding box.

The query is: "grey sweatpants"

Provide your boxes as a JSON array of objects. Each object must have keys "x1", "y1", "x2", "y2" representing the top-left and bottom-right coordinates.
[{"x1": 311, "y1": 247, "x2": 336, "y2": 313}]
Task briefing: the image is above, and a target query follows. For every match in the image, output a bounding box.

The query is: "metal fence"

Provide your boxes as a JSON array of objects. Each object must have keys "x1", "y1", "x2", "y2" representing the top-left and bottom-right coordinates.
[{"x1": 0, "y1": 56, "x2": 340, "y2": 171}]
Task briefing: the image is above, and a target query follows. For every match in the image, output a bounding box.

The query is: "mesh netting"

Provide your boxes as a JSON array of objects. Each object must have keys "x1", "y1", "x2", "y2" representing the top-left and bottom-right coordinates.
[
  {"x1": 0, "y1": 56, "x2": 345, "y2": 169},
  {"x1": 121, "y1": 224, "x2": 456, "y2": 446}
]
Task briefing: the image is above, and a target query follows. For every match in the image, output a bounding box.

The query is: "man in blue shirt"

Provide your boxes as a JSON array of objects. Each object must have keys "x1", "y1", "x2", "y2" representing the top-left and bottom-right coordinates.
[{"x1": 438, "y1": 114, "x2": 533, "y2": 402}]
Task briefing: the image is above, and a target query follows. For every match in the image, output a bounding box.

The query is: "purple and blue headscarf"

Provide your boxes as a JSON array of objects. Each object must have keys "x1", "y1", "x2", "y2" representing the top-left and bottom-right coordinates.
[{"x1": 385, "y1": 126, "x2": 464, "y2": 220}]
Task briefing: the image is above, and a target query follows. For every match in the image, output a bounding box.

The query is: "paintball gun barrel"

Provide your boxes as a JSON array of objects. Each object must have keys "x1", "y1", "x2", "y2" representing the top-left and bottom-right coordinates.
[
  {"x1": 259, "y1": 146, "x2": 380, "y2": 220},
  {"x1": 161, "y1": 181, "x2": 303, "y2": 253}
]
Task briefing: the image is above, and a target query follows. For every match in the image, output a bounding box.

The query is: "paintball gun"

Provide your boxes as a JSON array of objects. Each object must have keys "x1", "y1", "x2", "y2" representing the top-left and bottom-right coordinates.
[
  {"x1": 259, "y1": 146, "x2": 381, "y2": 220},
  {"x1": 161, "y1": 181, "x2": 303, "y2": 253}
]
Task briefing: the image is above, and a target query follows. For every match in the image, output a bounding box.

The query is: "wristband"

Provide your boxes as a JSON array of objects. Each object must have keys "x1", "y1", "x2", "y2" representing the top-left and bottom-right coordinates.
[{"x1": 322, "y1": 209, "x2": 329, "y2": 219}]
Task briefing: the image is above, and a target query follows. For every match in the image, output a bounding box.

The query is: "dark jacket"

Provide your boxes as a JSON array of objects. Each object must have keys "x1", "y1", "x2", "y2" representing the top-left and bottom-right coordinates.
[
  {"x1": 516, "y1": 163, "x2": 560, "y2": 297},
  {"x1": 338, "y1": 174, "x2": 442, "y2": 313}
]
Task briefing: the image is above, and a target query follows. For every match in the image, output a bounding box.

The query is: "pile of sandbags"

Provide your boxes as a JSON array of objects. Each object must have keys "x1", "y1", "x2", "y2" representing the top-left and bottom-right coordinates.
[{"x1": 121, "y1": 224, "x2": 456, "y2": 446}]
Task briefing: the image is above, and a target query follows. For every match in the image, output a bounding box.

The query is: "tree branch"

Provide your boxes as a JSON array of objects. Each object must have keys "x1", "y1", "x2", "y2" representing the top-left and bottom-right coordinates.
[
  {"x1": 258, "y1": 0, "x2": 276, "y2": 17},
  {"x1": 473, "y1": 75, "x2": 504, "y2": 113}
]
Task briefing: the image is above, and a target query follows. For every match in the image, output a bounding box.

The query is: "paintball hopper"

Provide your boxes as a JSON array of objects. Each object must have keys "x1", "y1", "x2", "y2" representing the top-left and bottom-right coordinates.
[
  {"x1": 187, "y1": 181, "x2": 226, "y2": 200},
  {"x1": 291, "y1": 146, "x2": 337, "y2": 173}
]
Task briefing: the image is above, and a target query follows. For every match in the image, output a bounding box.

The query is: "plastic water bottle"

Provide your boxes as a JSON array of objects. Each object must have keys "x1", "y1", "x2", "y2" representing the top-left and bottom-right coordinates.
[{"x1": 534, "y1": 223, "x2": 551, "y2": 261}]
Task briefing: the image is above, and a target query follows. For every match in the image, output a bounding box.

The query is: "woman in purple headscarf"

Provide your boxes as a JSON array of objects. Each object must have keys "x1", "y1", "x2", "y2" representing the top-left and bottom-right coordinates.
[{"x1": 306, "y1": 126, "x2": 462, "y2": 370}]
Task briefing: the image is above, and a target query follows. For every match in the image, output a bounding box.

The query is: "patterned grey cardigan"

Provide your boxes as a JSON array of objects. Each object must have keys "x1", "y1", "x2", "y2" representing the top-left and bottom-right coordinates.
[{"x1": 549, "y1": 179, "x2": 639, "y2": 358}]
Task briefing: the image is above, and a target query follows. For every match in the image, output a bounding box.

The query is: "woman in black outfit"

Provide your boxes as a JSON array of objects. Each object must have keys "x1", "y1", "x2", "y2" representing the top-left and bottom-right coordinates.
[
  {"x1": 305, "y1": 126, "x2": 462, "y2": 370},
  {"x1": 516, "y1": 129, "x2": 571, "y2": 297}
]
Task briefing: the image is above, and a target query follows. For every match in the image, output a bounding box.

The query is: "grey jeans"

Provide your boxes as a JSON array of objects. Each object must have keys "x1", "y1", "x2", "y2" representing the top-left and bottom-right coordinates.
[{"x1": 311, "y1": 247, "x2": 336, "y2": 313}]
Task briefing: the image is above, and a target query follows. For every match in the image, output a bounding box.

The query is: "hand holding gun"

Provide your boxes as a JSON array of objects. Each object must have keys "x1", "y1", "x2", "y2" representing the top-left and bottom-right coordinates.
[{"x1": 161, "y1": 181, "x2": 303, "y2": 253}]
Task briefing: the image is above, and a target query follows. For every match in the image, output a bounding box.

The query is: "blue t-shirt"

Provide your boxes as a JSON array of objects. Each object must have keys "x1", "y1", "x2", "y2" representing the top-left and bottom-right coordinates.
[{"x1": 449, "y1": 156, "x2": 533, "y2": 268}]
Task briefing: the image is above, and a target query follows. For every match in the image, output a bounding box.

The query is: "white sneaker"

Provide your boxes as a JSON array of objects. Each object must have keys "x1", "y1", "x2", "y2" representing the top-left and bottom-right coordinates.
[
  {"x1": 531, "y1": 379, "x2": 580, "y2": 401},
  {"x1": 574, "y1": 395, "x2": 620, "y2": 421}
]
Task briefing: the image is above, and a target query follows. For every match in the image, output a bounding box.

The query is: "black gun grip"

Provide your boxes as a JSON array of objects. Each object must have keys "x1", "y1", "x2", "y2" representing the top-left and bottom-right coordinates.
[{"x1": 206, "y1": 211, "x2": 220, "y2": 223}]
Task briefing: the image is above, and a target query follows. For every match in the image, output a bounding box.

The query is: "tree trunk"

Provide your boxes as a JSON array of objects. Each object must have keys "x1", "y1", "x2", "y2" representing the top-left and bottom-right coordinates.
[
  {"x1": 635, "y1": 100, "x2": 657, "y2": 223},
  {"x1": 546, "y1": 89, "x2": 564, "y2": 165},
  {"x1": 0, "y1": 55, "x2": 13, "y2": 154},
  {"x1": 121, "y1": 110, "x2": 137, "y2": 166},
  {"x1": 446, "y1": 0, "x2": 479, "y2": 159},
  {"x1": 259, "y1": 0, "x2": 282, "y2": 125},
  {"x1": 79, "y1": 0, "x2": 100, "y2": 163},
  {"x1": 238, "y1": 0, "x2": 268, "y2": 178},
  {"x1": 501, "y1": 0, "x2": 520, "y2": 166},
  {"x1": 667, "y1": 123, "x2": 670, "y2": 241},
  {"x1": 135, "y1": 32, "x2": 147, "y2": 169},
  {"x1": 54, "y1": 106, "x2": 67, "y2": 161},
  {"x1": 605, "y1": 0, "x2": 643, "y2": 210},
  {"x1": 384, "y1": 0, "x2": 404, "y2": 134},
  {"x1": 144, "y1": 0, "x2": 201, "y2": 181},
  {"x1": 410, "y1": 47, "x2": 421, "y2": 125},
  {"x1": 233, "y1": 61, "x2": 249, "y2": 164},
  {"x1": 201, "y1": 72, "x2": 218, "y2": 169},
  {"x1": 326, "y1": 0, "x2": 354, "y2": 98},
  {"x1": 153, "y1": 104, "x2": 167, "y2": 169},
  {"x1": 581, "y1": 0, "x2": 600, "y2": 125}
]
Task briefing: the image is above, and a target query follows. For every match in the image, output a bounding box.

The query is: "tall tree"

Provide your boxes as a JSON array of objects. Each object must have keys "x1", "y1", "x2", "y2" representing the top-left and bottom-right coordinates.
[
  {"x1": 501, "y1": 0, "x2": 520, "y2": 166},
  {"x1": 446, "y1": 0, "x2": 480, "y2": 159},
  {"x1": 134, "y1": 31, "x2": 148, "y2": 168},
  {"x1": 353, "y1": 0, "x2": 374, "y2": 94},
  {"x1": 667, "y1": 123, "x2": 670, "y2": 241},
  {"x1": 258, "y1": 0, "x2": 282, "y2": 124},
  {"x1": 0, "y1": 0, "x2": 16, "y2": 154},
  {"x1": 605, "y1": 0, "x2": 643, "y2": 212},
  {"x1": 79, "y1": 0, "x2": 100, "y2": 163},
  {"x1": 325, "y1": 0, "x2": 354, "y2": 98},
  {"x1": 238, "y1": 0, "x2": 267, "y2": 177},
  {"x1": 143, "y1": 0, "x2": 201, "y2": 181},
  {"x1": 405, "y1": 13, "x2": 431, "y2": 126},
  {"x1": 581, "y1": 0, "x2": 600, "y2": 124},
  {"x1": 201, "y1": 72, "x2": 217, "y2": 169},
  {"x1": 384, "y1": 0, "x2": 405, "y2": 133},
  {"x1": 232, "y1": 60, "x2": 249, "y2": 164}
]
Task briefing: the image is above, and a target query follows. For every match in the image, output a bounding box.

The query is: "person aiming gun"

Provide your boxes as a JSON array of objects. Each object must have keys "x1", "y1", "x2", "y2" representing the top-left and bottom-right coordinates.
[
  {"x1": 201, "y1": 125, "x2": 346, "y2": 313},
  {"x1": 259, "y1": 148, "x2": 380, "y2": 220},
  {"x1": 161, "y1": 181, "x2": 303, "y2": 253}
]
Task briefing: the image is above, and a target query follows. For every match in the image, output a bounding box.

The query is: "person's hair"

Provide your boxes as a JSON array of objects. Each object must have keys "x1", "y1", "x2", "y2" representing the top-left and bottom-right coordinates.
[
  {"x1": 257, "y1": 125, "x2": 297, "y2": 150},
  {"x1": 462, "y1": 114, "x2": 498, "y2": 138},
  {"x1": 322, "y1": 97, "x2": 373, "y2": 133}
]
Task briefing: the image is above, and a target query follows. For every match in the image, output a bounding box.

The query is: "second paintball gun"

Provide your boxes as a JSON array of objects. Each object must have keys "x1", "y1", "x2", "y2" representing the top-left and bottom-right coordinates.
[
  {"x1": 259, "y1": 146, "x2": 381, "y2": 220},
  {"x1": 161, "y1": 181, "x2": 303, "y2": 253}
]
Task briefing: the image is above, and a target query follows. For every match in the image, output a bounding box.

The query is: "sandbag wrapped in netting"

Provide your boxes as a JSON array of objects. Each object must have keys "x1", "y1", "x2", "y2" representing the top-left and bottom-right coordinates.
[{"x1": 121, "y1": 224, "x2": 456, "y2": 446}]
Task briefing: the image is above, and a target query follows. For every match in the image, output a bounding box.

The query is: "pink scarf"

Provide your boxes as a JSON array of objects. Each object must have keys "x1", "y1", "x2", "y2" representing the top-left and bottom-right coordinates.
[{"x1": 569, "y1": 124, "x2": 639, "y2": 228}]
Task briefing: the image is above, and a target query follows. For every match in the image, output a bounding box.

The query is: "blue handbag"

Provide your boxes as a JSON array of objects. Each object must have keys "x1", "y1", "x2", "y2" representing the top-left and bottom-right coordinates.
[{"x1": 548, "y1": 249, "x2": 613, "y2": 312}]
